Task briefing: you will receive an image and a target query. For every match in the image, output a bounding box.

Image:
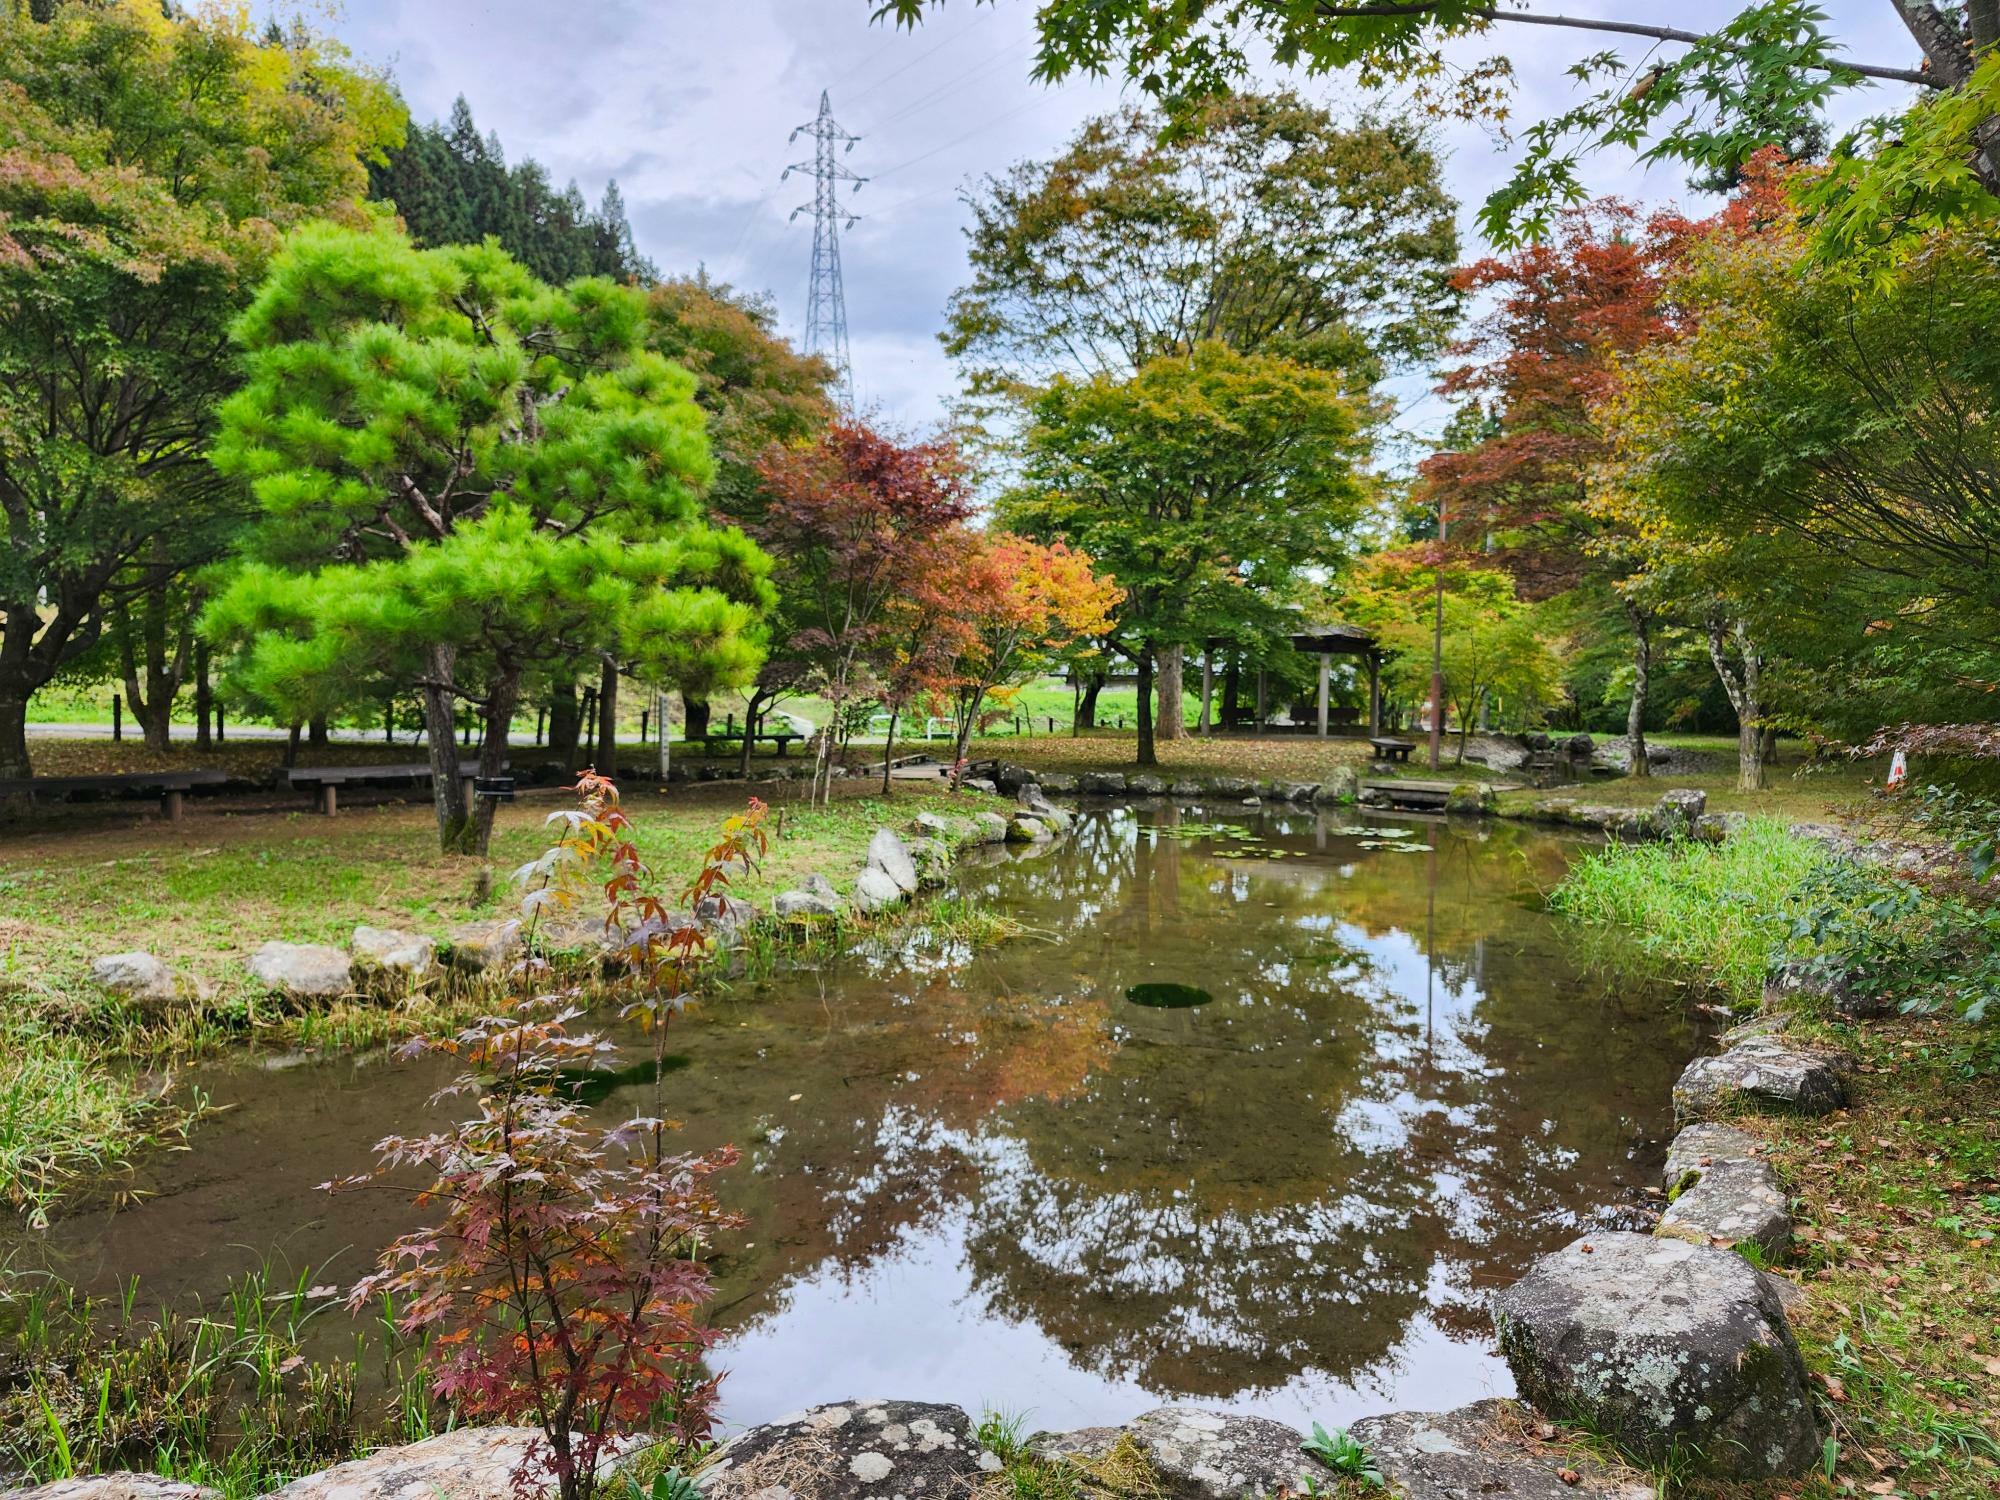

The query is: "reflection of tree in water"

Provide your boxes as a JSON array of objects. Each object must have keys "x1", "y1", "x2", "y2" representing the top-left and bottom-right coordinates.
[{"x1": 704, "y1": 807, "x2": 1698, "y2": 1402}]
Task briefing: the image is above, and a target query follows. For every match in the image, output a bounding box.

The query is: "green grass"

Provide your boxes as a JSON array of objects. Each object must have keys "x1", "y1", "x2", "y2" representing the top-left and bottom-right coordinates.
[{"x1": 1548, "y1": 817, "x2": 1833, "y2": 1004}]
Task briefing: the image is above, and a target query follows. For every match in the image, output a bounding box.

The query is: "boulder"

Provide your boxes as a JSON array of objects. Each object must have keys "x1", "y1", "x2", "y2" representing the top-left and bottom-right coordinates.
[
  {"x1": 973, "y1": 811, "x2": 1010, "y2": 845},
  {"x1": 1657, "y1": 1156, "x2": 1792, "y2": 1259},
  {"x1": 866, "y1": 827, "x2": 920, "y2": 895},
  {"x1": 1273, "y1": 781, "x2": 1319, "y2": 804},
  {"x1": 262, "y1": 1426, "x2": 586, "y2": 1500},
  {"x1": 992, "y1": 763, "x2": 1037, "y2": 793},
  {"x1": 1655, "y1": 789, "x2": 1707, "y2": 837},
  {"x1": 1207, "y1": 776, "x2": 1256, "y2": 798},
  {"x1": 446, "y1": 919, "x2": 522, "y2": 975},
  {"x1": 1030, "y1": 1407, "x2": 1325, "y2": 1500},
  {"x1": 1348, "y1": 1400, "x2": 1652, "y2": 1500},
  {"x1": 1764, "y1": 957, "x2": 1887, "y2": 1020},
  {"x1": 1718, "y1": 1013, "x2": 1792, "y2": 1049},
  {"x1": 90, "y1": 951, "x2": 178, "y2": 1007},
  {"x1": 1662, "y1": 1121, "x2": 1762, "y2": 1194},
  {"x1": 853, "y1": 867, "x2": 906, "y2": 914},
  {"x1": 695, "y1": 893, "x2": 760, "y2": 935},
  {"x1": 350, "y1": 926, "x2": 438, "y2": 978},
  {"x1": 246, "y1": 941, "x2": 352, "y2": 999},
  {"x1": 1169, "y1": 780, "x2": 1204, "y2": 798},
  {"x1": 1493, "y1": 1232, "x2": 1820, "y2": 1479},
  {"x1": 774, "y1": 886, "x2": 843, "y2": 918},
  {"x1": 1694, "y1": 811, "x2": 1747, "y2": 845},
  {"x1": 1006, "y1": 814, "x2": 1055, "y2": 844},
  {"x1": 1565, "y1": 733, "x2": 1596, "y2": 761},
  {"x1": 908, "y1": 836, "x2": 953, "y2": 887},
  {"x1": 1039, "y1": 773, "x2": 1077, "y2": 794},
  {"x1": 1127, "y1": 773, "x2": 1168, "y2": 796},
  {"x1": 10, "y1": 1482, "x2": 217, "y2": 1500},
  {"x1": 1078, "y1": 771, "x2": 1128, "y2": 796},
  {"x1": 1445, "y1": 783, "x2": 1484, "y2": 816},
  {"x1": 1313, "y1": 767, "x2": 1362, "y2": 805},
  {"x1": 962, "y1": 776, "x2": 997, "y2": 794},
  {"x1": 700, "y1": 1400, "x2": 999, "y2": 1500},
  {"x1": 913, "y1": 811, "x2": 974, "y2": 841},
  {"x1": 1674, "y1": 1044, "x2": 1849, "y2": 1120}
]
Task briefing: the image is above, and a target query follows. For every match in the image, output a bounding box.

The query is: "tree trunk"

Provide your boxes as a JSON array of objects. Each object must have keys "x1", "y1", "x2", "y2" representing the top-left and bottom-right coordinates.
[
  {"x1": 596, "y1": 657, "x2": 619, "y2": 775},
  {"x1": 1761, "y1": 724, "x2": 1780, "y2": 767},
  {"x1": 114, "y1": 571, "x2": 189, "y2": 752},
  {"x1": 1222, "y1": 662, "x2": 1240, "y2": 730},
  {"x1": 465, "y1": 672, "x2": 520, "y2": 857},
  {"x1": 285, "y1": 722, "x2": 302, "y2": 768},
  {"x1": 1625, "y1": 600, "x2": 1652, "y2": 780},
  {"x1": 1705, "y1": 617, "x2": 1767, "y2": 793},
  {"x1": 0, "y1": 690, "x2": 30, "y2": 781},
  {"x1": 1155, "y1": 643, "x2": 1184, "y2": 741},
  {"x1": 683, "y1": 696, "x2": 711, "y2": 740},
  {"x1": 548, "y1": 684, "x2": 582, "y2": 768},
  {"x1": 308, "y1": 714, "x2": 329, "y2": 748},
  {"x1": 882, "y1": 708, "x2": 897, "y2": 795},
  {"x1": 1076, "y1": 670, "x2": 1104, "y2": 730},
  {"x1": 194, "y1": 641, "x2": 212, "y2": 750},
  {"x1": 421, "y1": 643, "x2": 473, "y2": 851},
  {"x1": 1135, "y1": 645, "x2": 1157, "y2": 767},
  {"x1": 738, "y1": 685, "x2": 772, "y2": 779}
]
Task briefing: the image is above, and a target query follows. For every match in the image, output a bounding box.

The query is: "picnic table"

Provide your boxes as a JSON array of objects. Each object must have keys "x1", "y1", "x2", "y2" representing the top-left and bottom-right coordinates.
[
  {"x1": 1369, "y1": 736, "x2": 1416, "y2": 764},
  {"x1": 0, "y1": 769, "x2": 229, "y2": 822},
  {"x1": 285, "y1": 760, "x2": 492, "y2": 816}
]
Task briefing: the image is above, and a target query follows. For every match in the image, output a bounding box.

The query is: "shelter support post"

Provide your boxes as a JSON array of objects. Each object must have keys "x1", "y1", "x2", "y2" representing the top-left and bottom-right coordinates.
[{"x1": 1317, "y1": 653, "x2": 1330, "y2": 738}]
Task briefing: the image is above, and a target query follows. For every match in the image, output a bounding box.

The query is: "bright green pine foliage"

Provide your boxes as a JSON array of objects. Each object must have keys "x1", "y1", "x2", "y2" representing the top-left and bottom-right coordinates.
[{"x1": 205, "y1": 224, "x2": 773, "y2": 853}]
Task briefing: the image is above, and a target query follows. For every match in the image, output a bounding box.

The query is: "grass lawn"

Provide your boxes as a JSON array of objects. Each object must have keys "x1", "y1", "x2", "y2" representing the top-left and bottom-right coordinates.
[{"x1": 0, "y1": 776, "x2": 1006, "y2": 1220}]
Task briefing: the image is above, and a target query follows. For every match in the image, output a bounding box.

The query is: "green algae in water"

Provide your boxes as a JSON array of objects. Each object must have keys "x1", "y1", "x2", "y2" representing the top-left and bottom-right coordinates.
[{"x1": 1124, "y1": 982, "x2": 1214, "y2": 1009}]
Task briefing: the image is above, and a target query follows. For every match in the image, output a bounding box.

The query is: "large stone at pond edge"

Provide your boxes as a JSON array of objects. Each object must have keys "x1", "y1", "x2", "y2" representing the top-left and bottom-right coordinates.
[
  {"x1": 1030, "y1": 1407, "x2": 1325, "y2": 1500},
  {"x1": 350, "y1": 925, "x2": 437, "y2": 978},
  {"x1": 775, "y1": 885, "x2": 843, "y2": 918},
  {"x1": 246, "y1": 941, "x2": 352, "y2": 998},
  {"x1": 1078, "y1": 771, "x2": 1128, "y2": 795},
  {"x1": 699, "y1": 1399, "x2": 998, "y2": 1500},
  {"x1": 446, "y1": 919, "x2": 522, "y2": 974},
  {"x1": 8, "y1": 1479, "x2": 218, "y2": 1500},
  {"x1": 1674, "y1": 1043, "x2": 1849, "y2": 1119},
  {"x1": 1127, "y1": 773, "x2": 1168, "y2": 796},
  {"x1": 853, "y1": 866, "x2": 906, "y2": 913},
  {"x1": 1313, "y1": 767, "x2": 1362, "y2": 804},
  {"x1": 973, "y1": 811, "x2": 1009, "y2": 844},
  {"x1": 90, "y1": 951, "x2": 178, "y2": 1006},
  {"x1": 1662, "y1": 1121, "x2": 1762, "y2": 1194},
  {"x1": 1657, "y1": 1157, "x2": 1792, "y2": 1259},
  {"x1": 1348, "y1": 1400, "x2": 1653, "y2": 1500},
  {"x1": 1493, "y1": 1232, "x2": 1820, "y2": 1478},
  {"x1": 260, "y1": 1427, "x2": 590, "y2": 1500},
  {"x1": 866, "y1": 827, "x2": 919, "y2": 894}
]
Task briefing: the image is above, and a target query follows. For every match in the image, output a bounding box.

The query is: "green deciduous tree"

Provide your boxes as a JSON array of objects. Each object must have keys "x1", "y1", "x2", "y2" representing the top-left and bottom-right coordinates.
[
  {"x1": 0, "y1": 1, "x2": 402, "y2": 777},
  {"x1": 206, "y1": 223, "x2": 771, "y2": 854},
  {"x1": 1007, "y1": 341, "x2": 1370, "y2": 766}
]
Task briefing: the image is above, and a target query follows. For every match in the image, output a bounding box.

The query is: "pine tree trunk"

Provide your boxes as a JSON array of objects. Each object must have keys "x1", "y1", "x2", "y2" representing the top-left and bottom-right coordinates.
[
  {"x1": 422, "y1": 644, "x2": 473, "y2": 852},
  {"x1": 549, "y1": 684, "x2": 581, "y2": 767},
  {"x1": 683, "y1": 696, "x2": 711, "y2": 739},
  {"x1": 1135, "y1": 646, "x2": 1157, "y2": 767},
  {"x1": 1155, "y1": 643, "x2": 1184, "y2": 741},
  {"x1": 466, "y1": 672, "x2": 520, "y2": 857},
  {"x1": 1625, "y1": 601, "x2": 1652, "y2": 780},
  {"x1": 308, "y1": 714, "x2": 329, "y2": 748},
  {"x1": 596, "y1": 657, "x2": 619, "y2": 775}
]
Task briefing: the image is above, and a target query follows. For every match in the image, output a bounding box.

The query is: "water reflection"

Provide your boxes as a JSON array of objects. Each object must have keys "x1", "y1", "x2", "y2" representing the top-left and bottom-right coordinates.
[{"x1": 22, "y1": 806, "x2": 1704, "y2": 1436}]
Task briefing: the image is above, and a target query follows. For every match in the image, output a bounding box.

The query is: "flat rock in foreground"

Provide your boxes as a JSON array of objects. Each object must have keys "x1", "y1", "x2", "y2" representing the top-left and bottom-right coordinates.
[
  {"x1": 700, "y1": 1399, "x2": 997, "y2": 1500},
  {"x1": 1662, "y1": 1121, "x2": 1762, "y2": 1193},
  {"x1": 1493, "y1": 1233, "x2": 1820, "y2": 1479},
  {"x1": 6, "y1": 1479, "x2": 218, "y2": 1500},
  {"x1": 1348, "y1": 1399, "x2": 1652, "y2": 1500},
  {"x1": 246, "y1": 940, "x2": 352, "y2": 998},
  {"x1": 1031, "y1": 1407, "x2": 1324, "y2": 1500},
  {"x1": 262, "y1": 1427, "x2": 549, "y2": 1500}
]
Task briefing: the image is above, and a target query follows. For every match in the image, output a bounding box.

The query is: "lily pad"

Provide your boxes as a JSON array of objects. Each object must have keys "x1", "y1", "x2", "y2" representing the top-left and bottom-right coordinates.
[
  {"x1": 1357, "y1": 839, "x2": 1434, "y2": 852},
  {"x1": 1124, "y1": 982, "x2": 1214, "y2": 1009}
]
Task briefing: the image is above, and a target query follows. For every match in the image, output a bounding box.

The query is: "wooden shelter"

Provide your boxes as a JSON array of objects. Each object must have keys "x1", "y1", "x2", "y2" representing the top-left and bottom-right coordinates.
[{"x1": 1194, "y1": 619, "x2": 1382, "y2": 737}]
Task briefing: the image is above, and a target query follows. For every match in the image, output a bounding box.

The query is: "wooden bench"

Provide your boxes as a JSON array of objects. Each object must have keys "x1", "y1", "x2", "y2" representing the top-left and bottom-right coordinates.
[
  {"x1": 0, "y1": 769, "x2": 229, "y2": 822},
  {"x1": 700, "y1": 729, "x2": 802, "y2": 758},
  {"x1": 286, "y1": 760, "x2": 490, "y2": 816},
  {"x1": 1369, "y1": 736, "x2": 1416, "y2": 764}
]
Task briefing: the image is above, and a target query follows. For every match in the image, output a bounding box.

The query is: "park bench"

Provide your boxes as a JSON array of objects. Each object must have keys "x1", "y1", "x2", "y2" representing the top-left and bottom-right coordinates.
[
  {"x1": 700, "y1": 728, "x2": 802, "y2": 757},
  {"x1": 1369, "y1": 736, "x2": 1416, "y2": 765},
  {"x1": 0, "y1": 769, "x2": 229, "y2": 822},
  {"x1": 285, "y1": 760, "x2": 495, "y2": 816}
]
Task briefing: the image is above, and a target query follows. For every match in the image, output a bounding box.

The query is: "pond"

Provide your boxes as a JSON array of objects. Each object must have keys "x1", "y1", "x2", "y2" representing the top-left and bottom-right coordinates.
[{"x1": 23, "y1": 803, "x2": 1709, "y2": 1438}]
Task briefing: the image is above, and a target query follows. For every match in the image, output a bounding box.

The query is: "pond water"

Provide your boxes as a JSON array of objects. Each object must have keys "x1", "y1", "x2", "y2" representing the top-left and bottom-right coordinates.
[{"x1": 24, "y1": 804, "x2": 1709, "y2": 1438}]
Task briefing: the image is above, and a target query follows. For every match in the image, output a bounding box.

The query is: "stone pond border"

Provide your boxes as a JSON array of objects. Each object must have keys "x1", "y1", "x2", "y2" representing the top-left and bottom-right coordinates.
[{"x1": 56, "y1": 777, "x2": 1867, "y2": 1500}]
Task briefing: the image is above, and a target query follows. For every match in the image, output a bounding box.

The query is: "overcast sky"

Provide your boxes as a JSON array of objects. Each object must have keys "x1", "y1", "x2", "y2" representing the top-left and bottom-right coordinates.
[{"x1": 331, "y1": 2, "x2": 1923, "y2": 445}]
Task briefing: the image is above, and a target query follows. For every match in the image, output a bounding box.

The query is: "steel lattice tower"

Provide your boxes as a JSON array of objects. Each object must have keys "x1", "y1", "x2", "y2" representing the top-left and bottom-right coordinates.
[{"x1": 786, "y1": 91, "x2": 865, "y2": 404}]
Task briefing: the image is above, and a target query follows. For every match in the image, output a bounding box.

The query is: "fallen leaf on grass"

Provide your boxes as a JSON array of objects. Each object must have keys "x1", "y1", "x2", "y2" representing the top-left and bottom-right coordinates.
[{"x1": 1555, "y1": 1469, "x2": 1580, "y2": 1487}]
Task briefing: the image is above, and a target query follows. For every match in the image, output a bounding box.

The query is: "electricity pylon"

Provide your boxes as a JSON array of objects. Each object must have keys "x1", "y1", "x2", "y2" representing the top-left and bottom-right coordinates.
[{"x1": 785, "y1": 91, "x2": 864, "y2": 405}]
